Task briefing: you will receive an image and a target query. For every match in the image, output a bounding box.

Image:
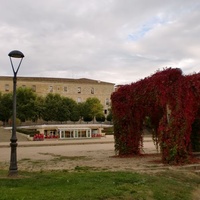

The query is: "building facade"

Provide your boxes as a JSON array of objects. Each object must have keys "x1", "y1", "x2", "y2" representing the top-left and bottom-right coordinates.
[{"x1": 0, "y1": 76, "x2": 115, "y2": 115}]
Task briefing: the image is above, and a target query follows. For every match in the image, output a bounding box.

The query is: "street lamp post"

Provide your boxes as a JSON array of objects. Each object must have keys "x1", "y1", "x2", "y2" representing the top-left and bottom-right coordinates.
[{"x1": 8, "y1": 50, "x2": 24, "y2": 176}]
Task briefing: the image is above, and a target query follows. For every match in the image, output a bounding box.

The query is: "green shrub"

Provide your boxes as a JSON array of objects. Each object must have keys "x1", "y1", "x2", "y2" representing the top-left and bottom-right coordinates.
[
  {"x1": 17, "y1": 128, "x2": 39, "y2": 137},
  {"x1": 102, "y1": 127, "x2": 113, "y2": 135}
]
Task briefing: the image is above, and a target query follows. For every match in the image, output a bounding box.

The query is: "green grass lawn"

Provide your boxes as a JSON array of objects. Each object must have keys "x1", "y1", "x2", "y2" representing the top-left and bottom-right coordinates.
[{"x1": 0, "y1": 169, "x2": 199, "y2": 200}]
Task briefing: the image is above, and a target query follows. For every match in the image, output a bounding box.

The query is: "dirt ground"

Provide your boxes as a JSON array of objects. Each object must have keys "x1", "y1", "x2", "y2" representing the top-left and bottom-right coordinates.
[
  {"x1": 0, "y1": 127, "x2": 199, "y2": 174},
  {"x1": 0, "y1": 138, "x2": 200, "y2": 175}
]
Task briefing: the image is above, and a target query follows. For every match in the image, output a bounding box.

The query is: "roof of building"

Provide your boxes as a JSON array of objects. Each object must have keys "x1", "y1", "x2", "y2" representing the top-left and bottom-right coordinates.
[{"x1": 0, "y1": 76, "x2": 115, "y2": 85}]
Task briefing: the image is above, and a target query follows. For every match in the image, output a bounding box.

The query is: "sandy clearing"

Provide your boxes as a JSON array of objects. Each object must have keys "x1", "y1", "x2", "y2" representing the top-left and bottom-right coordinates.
[
  {"x1": 0, "y1": 140, "x2": 168, "y2": 172},
  {"x1": 0, "y1": 137, "x2": 199, "y2": 174}
]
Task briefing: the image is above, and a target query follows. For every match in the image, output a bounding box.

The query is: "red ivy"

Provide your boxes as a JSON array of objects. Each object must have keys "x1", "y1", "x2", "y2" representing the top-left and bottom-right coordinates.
[{"x1": 111, "y1": 68, "x2": 200, "y2": 164}]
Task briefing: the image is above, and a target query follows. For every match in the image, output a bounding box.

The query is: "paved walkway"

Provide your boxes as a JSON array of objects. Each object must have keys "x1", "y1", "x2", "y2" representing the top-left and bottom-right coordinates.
[{"x1": 0, "y1": 136, "x2": 115, "y2": 148}]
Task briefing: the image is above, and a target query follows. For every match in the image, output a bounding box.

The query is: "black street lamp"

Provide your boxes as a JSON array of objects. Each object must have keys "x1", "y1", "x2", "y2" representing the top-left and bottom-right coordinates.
[{"x1": 8, "y1": 50, "x2": 24, "y2": 176}]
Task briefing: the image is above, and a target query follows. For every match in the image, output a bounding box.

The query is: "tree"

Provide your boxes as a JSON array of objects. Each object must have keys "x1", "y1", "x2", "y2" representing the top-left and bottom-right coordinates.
[
  {"x1": 41, "y1": 94, "x2": 76, "y2": 123},
  {"x1": 0, "y1": 93, "x2": 12, "y2": 125},
  {"x1": 83, "y1": 114, "x2": 93, "y2": 123},
  {"x1": 34, "y1": 96, "x2": 45, "y2": 122},
  {"x1": 96, "y1": 113, "x2": 105, "y2": 123},
  {"x1": 106, "y1": 109, "x2": 112, "y2": 124},
  {"x1": 70, "y1": 101, "x2": 80, "y2": 123},
  {"x1": 16, "y1": 87, "x2": 37, "y2": 122},
  {"x1": 41, "y1": 93, "x2": 62, "y2": 122},
  {"x1": 84, "y1": 97, "x2": 104, "y2": 122},
  {"x1": 76, "y1": 102, "x2": 85, "y2": 123},
  {"x1": 56, "y1": 96, "x2": 71, "y2": 123}
]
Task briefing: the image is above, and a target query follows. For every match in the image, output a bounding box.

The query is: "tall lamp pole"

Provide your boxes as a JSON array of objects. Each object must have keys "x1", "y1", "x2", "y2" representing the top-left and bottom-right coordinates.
[{"x1": 8, "y1": 50, "x2": 24, "y2": 176}]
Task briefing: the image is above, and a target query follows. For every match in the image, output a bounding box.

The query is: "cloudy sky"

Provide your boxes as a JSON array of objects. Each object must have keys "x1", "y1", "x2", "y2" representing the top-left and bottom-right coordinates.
[{"x1": 0, "y1": 0, "x2": 200, "y2": 84}]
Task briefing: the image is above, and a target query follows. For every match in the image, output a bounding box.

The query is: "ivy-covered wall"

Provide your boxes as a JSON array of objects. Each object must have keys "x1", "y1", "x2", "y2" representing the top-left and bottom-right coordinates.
[{"x1": 111, "y1": 68, "x2": 200, "y2": 164}]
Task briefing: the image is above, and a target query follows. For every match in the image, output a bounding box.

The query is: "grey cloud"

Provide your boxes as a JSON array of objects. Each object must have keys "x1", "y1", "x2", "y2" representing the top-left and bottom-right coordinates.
[{"x1": 0, "y1": 0, "x2": 199, "y2": 84}]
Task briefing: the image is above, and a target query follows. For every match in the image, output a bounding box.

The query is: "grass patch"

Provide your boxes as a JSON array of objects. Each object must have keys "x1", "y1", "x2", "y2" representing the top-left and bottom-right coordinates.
[
  {"x1": 18, "y1": 158, "x2": 31, "y2": 162},
  {"x1": 38, "y1": 152, "x2": 90, "y2": 161},
  {"x1": 18, "y1": 158, "x2": 46, "y2": 165},
  {"x1": 102, "y1": 126, "x2": 114, "y2": 135},
  {"x1": 0, "y1": 169, "x2": 199, "y2": 199},
  {"x1": 16, "y1": 128, "x2": 39, "y2": 137},
  {"x1": 74, "y1": 165, "x2": 103, "y2": 172}
]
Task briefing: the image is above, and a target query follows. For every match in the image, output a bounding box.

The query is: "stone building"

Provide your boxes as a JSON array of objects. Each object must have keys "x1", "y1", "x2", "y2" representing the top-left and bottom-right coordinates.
[{"x1": 0, "y1": 76, "x2": 115, "y2": 115}]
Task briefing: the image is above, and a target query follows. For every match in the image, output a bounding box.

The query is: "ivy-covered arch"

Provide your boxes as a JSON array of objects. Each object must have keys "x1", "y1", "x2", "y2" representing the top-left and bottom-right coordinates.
[{"x1": 111, "y1": 68, "x2": 200, "y2": 164}]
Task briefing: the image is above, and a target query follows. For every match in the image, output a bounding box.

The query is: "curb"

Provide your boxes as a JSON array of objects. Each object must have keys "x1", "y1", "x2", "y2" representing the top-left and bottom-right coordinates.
[{"x1": 0, "y1": 139, "x2": 114, "y2": 148}]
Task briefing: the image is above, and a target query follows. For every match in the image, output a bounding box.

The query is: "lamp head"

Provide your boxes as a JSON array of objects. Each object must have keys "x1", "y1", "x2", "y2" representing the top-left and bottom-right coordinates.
[{"x1": 8, "y1": 50, "x2": 24, "y2": 58}]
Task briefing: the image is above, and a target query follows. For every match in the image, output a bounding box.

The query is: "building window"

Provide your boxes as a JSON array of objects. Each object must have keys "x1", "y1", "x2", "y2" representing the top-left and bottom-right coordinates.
[
  {"x1": 104, "y1": 110, "x2": 107, "y2": 115},
  {"x1": 105, "y1": 98, "x2": 110, "y2": 106},
  {"x1": 78, "y1": 87, "x2": 81, "y2": 93},
  {"x1": 77, "y1": 97, "x2": 82, "y2": 103},
  {"x1": 91, "y1": 87, "x2": 94, "y2": 94},
  {"x1": 64, "y1": 86, "x2": 67, "y2": 92},
  {"x1": 22, "y1": 85, "x2": 26, "y2": 88},
  {"x1": 32, "y1": 85, "x2": 36, "y2": 92},
  {"x1": 5, "y1": 84, "x2": 9, "y2": 92},
  {"x1": 49, "y1": 86, "x2": 53, "y2": 92}
]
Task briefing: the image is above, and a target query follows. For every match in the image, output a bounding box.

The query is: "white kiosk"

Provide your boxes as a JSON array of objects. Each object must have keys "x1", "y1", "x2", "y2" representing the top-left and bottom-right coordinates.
[{"x1": 58, "y1": 128, "x2": 92, "y2": 139}]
